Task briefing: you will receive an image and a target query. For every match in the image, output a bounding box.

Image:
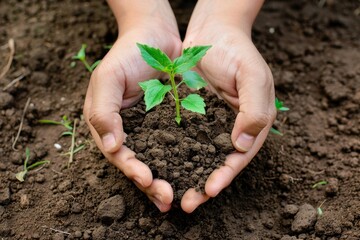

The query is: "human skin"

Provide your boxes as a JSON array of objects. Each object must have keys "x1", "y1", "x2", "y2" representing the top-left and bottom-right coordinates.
[
  {"x1": 180, "y1": 0, "x2": 276, "y2": 213},
  {"x1": 83, "y1": 0, "x2": 276, "y2": 213}
]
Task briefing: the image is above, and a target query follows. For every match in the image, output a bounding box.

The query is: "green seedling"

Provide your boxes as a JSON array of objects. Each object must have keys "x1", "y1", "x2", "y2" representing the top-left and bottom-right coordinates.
[
  {"x1": 275, "y1": 98, "x2": 290, "y2": 112},
  {"x1": 137, "y1": 43, "x2": 211, "y2": 125},
  {"x1": 312, "y1": 180, "x2": 328, "y2": 189},
  {"x1": 270, "y1": 98, "x2": 289, "y2": 136},
  {"x1": 39, "y1": 116, "x2": 83, "y2": 166},
  {"x1": 39, "y1": 115, "x2": 73, "y2": 137},
  {"x1": 72, "y1": 44, "x2": 101, "y2": 73},
  {"x1": 15, "y1": 148, "x2": 49, "y2": 182}
]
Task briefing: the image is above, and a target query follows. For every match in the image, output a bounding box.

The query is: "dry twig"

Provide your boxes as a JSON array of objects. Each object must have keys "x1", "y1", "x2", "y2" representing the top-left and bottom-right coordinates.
[{"x1": 12, "y1": 97, "x2": 31, "y2": 151}]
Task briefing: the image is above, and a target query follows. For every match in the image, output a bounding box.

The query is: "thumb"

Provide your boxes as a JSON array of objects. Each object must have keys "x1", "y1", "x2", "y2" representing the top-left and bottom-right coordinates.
[
  {"x1": 231, "y1": 68, "x2": 276, "y2": 152},
  {"x1": 86, "y1": 64, "x2": 126, "y2": 153}
]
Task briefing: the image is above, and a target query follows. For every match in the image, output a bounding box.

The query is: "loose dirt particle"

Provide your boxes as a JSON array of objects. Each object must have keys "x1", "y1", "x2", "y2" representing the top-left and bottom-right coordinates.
[
  {"x1": 291, "y1": 204, "x2": 317, "y2": 233},
  {"x1": 97, "y1": 195, "x2": 125, "y2": 225}
]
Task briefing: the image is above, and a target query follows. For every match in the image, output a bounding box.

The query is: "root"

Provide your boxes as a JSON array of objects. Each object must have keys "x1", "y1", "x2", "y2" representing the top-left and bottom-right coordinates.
[
  {"x1": 12, "y1": 97, "x2": 31, "y2": 151},
  {"x1": 0, "y1": 38, "x2": 15, "y2": 80}
]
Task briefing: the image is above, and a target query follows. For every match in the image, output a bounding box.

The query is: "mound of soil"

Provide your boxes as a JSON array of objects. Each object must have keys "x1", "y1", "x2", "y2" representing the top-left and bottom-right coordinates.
[
  {"x1": 123, "y1": 89, "x2": 235, "y2": 202},
  {"x1": 0, "y1": 0, "x2": 359, "y2": 239}
]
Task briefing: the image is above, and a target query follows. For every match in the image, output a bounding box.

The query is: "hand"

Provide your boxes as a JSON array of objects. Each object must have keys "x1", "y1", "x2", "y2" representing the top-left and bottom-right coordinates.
[
  {"x1": 180, "y1": 2, "x2": 276, "y2": 213},
  {"x1": 83, "y1": 0, "x2": 182, "y2": 212}
]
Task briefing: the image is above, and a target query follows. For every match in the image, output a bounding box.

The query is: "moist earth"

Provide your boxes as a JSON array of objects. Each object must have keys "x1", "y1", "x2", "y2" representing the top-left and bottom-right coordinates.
[
  {"x1": 123, "y1": 88, "x2": 235, "y2": 202},
  {"x1": 0, "y1": 0, "x2": 359, "y2": 239}
]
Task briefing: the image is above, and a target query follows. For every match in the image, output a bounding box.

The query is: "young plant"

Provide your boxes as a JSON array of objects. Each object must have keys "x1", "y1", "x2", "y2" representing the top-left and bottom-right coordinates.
[
  {"x1": 312, "y1": 180, "x2": 328, "y2": 189},
  {"x1": 39, "y1": 116, "x2": 84, "y2": 166},
  {"x1": 15, "y1": 148, "x2": 50, "y2": 182},
  {"x1": 72, "y1": 44, "x2": 101, "y2": 73},
  {"x1": 270, "y1": 98, "x2": 289, "y2": 136},
  {"x1": 137, "y1": 43, "x2": 211, "y2": 125}
]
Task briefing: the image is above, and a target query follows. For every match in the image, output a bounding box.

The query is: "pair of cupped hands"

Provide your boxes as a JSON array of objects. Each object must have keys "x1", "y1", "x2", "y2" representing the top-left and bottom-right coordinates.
[{"x1": 83, "y1": 4, "x2": 276, "y2": 213}]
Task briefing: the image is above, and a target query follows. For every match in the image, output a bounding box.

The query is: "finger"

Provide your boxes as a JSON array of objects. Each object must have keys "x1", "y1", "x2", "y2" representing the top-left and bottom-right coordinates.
[
  {"x1": 135, "y1": 179, "x2": 173, "y2": 212},
  {"x1": 205, "y1": 125, "x2": 270, "y2": 197},
  {"x1": 85, "y1": 94, "x2": 153, "y2": 188},
  {"x1": 231, "y1": 61, "x2": 276, "y2": 152},
  {"x1": 181, "y1": 188, "x2": 210, "y2": 213},
  {"x1": 86, "y1": 62, "x2": 126, "y2": 153}
]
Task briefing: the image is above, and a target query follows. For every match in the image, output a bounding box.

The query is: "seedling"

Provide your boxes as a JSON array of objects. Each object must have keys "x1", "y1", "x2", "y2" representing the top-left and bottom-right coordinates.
[
  {"x1": 39, "y1": 116, "x2": 84, "y2": 166},
  {"x1": 312, "y1": 180, "x2": 328, "y2": 189},
  {"x1": 39, "y1": 115, "x2": 73, "y2": 136},
  {"x1": 270, "y1": 98, "x2": 289, "y2": 136},
  {"x1": 15, "y1": 148, "x2": 49, "y2": 182},
  {"x1": 72, "y1": 44, "x2": 101, "y2": 73},
  {"x1": 137, "y1": 43, "x2": 211, "y2": 125}
]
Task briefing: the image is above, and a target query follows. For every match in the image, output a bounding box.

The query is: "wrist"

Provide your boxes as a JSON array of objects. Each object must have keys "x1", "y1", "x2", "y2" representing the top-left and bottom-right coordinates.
[
  {"x1": 188, "y1": 0, "x2": 264, "y2": 37},
  {"x1": 108, "y1": 0, "x2": 178, "y2": 35}
]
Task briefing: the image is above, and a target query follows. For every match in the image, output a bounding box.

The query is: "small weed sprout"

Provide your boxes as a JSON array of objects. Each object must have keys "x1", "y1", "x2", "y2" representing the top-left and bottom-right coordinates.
[
  {"x1": 312, "y1": 180, "x2": 328, "y2": 189},
  {"x1": 137, "y1": 43, "x2": 211, "y2": 125},
  {"x1": 39, "y1": 116, "x2": 84, "y2": 166},
  {"x1": 15, "y1": 148, "x2": 50, "y2": 182},
  {"x1": 270, "y1": 98, "x2": 289, "y2": 136},
  {"x1": 72, "y1": 44, "x2": 101, "y2": 73}
]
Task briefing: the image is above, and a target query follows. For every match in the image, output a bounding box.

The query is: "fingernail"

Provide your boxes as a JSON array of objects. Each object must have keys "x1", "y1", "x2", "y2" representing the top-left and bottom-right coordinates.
[
  {"x1": 153, "y1": 194, "x2": 165, "y2": 210},
  {"x1": 102, "y1": 133, "x2": 116, "y2": 152},
  {"x1": 235, "y1": 133, "x2": 255, "y2": 152},
  {"x1": 134, "y1": 177, "x2": 143, "y2": 187},
  {"x1": 154, "y1": 194, "x2": 164, "y2": 204}
]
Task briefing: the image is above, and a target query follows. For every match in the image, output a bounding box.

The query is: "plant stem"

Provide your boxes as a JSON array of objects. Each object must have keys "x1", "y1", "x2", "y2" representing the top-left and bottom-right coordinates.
[
  {"x1": 169, "y1": 71, "x2": 181, "y2": 125},
  {"x1": 68, "y1": 119, "x2": 77, "y2": 167},
  {"x1": 81, "y1": 59, "x2": 93, "y2": 73}
]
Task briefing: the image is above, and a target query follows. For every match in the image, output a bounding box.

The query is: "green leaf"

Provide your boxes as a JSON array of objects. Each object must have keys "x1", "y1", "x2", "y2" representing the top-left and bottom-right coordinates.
[
  {"x1": 72, "y1": 44, "x2": 87, "y2": 61},
  {"x1": 182, "y1": 71, "x2": 207, "y2": 90},
  {"x1": 270, "y1": 127, "x2": 283, "y2": 136},
  {"x1": 312, "y1": 181, "x2": 328, "y2": 189},
  {"x1": 173, "y1": 45, "x2": 211, "y2": 74},
  {"x1": 27, "y1": 160, "x2": 50, "y2": 171},
  {"x1": 275, "y1": 98, "x2": 289, "y2": 111},
  {"x1": 90, "y1": 60, "x2": 101, "y2": 71},
  {"x1": 139, "y1": 79, "x2": 171, "y2": 111},
  {"x1": 181, "y1": 94, "x2": 206, "y2": 114},
  {"x1": 137, "y1": 43, "x2": 172, "y2": 72},
  {"x1": 61, "y1": 131, "x2": 73, "y2": 137}
]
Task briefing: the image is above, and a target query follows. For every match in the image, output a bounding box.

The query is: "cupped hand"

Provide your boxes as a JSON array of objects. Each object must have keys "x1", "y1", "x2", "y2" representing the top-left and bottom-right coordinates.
[
  {"x1": 83, "y1": 18, "x2": 182, "y2": 212},
  {"x1": 181, "y1": 22, "x2": 276, "y2": 213}
]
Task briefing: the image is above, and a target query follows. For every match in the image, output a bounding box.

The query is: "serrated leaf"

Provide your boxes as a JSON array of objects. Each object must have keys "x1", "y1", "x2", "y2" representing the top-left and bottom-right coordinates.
[
  {"x1": 139, "y1": 79, "x2": 171, "y2": 111},
  {"x1": 137, "y1": 43, "x2": 172, "y2": 72},
  {"x1": 173, "y1": 45, "x2": 211, "y2": 74},
  {"x1": 181, "y1": 94, "x2": 206, "y2": 114},
  {"x1": 182, "y1": 70, "x2": 207, "y2": 90}
]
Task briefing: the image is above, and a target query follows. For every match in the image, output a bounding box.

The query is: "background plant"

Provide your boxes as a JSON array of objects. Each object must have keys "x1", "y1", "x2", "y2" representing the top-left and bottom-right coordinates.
[
  {"x1": 39, "y1": 116, "x2": 84, "y2": 166},
  {"x1": 72, "y1": 44, "x2": 101, "y2": 73},
  {"x1": 137, "y1": 43, "x2": 211, "y2": 125},
  {"x1": 15, "y1": 148, "x2": 50, "y2": 182},
  {"x1": 270, "y1": 98, "x2": 289, "y2": 136}
]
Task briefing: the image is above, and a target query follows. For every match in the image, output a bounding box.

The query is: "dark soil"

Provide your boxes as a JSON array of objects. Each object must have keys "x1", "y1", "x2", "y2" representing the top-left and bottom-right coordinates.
[
  {"x1": 123, "y1": 88, "x2": 235, "y2": 202},
  {"x1": 1, "y1": 0, "x2": 360, "y2": 239}
]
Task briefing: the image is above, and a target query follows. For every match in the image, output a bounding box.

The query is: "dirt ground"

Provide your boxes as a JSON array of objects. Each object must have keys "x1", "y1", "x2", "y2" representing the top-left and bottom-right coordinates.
[{"x1": 0, "y1": 0, "x2": 359, "y2": 239}]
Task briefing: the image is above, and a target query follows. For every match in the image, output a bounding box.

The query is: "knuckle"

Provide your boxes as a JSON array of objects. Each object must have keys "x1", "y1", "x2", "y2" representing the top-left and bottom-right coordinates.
[
  {"x1": 248, "y1": 111, "x2": 272, "y2": 130},
  {"x1": 88, "y1": 111, "x2": 107, "y2": 135}
]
